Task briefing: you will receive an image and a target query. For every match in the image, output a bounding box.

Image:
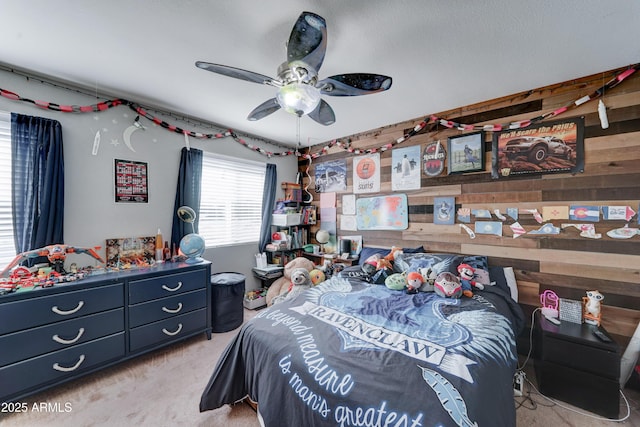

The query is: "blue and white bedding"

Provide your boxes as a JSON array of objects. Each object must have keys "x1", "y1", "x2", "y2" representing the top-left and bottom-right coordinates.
[{"x1": 200, "y1": 273, "x2": 524, "y2": 427}]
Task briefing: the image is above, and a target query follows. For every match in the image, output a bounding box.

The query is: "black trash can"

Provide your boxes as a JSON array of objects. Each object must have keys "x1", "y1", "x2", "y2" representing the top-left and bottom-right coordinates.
[{"x1": 210, "y1": 272, "x2": 245, "y2": 332}]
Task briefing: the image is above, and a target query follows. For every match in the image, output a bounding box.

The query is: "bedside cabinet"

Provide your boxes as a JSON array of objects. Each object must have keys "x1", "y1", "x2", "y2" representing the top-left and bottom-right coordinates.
[{"x1": 534, "y1": 313, "x2": 620, "y2": 418}]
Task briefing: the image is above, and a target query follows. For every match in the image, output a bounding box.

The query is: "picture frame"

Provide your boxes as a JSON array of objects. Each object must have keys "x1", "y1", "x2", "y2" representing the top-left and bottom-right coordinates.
[
  {"x1": 491, "y1": 117, "x2": 585, "y2": 179},
  {"x1": 114, "y1": 159, "x2": 148, "y2": 203},
  {"x1": 447, "y1": 131, "x2": 485, "y2": 174}
]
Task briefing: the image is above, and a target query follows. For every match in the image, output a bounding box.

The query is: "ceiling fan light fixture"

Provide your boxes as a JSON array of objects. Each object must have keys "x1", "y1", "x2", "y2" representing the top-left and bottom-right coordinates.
[{"x1": 276, "y1": 82, "x2": 321, "y2": 117}]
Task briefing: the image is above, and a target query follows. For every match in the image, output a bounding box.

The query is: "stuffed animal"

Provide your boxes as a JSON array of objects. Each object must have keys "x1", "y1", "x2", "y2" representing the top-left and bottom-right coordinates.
[
  {"x1": 405, "y1": 271, "x2": 424, "y2": 294},
  {"x1": 361, "y1": 253, "x2": 381, "y2": 276},
  {"x1": 417, "y1": 267, "x2": 437, "y2": 292},
  {"x1": 309, "y1": 268, "x2": 325, "y2": 285},
  {"x1": 583, "y1": 290, "x2": 604, "y2": 326},
  {"x1": 385, "y1": 272, "x2": 407, "y2": 291},
  {"x1": 266, "y1": 257, "x2": 315, "y2": 306},
  {"x1": 271, "y1": 268, "x2": 312, "y2": 306},
  {"x1": 457, "y1": 263, "x2": 484, "y2": 298},
  {"x1": 384, "y1": 246, "x2": 403, "y2": 263},
  {"x1": 434, "y1": 271, "x2": 462, "y2": 298}
]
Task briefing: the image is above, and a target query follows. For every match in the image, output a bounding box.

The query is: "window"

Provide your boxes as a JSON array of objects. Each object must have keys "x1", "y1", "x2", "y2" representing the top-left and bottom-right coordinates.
[
  {"x1": 199, "y1": 153, "x2": 266, "y2": 247},
  {"x1": 0, "y1": 111, "x2": 15, "y2": 266}
]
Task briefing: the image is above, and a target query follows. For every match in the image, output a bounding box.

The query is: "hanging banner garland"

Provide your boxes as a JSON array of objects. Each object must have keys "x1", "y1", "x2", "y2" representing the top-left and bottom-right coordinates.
[{"x1": 1, "y1": 63, "x2": 638, "y2": 159}]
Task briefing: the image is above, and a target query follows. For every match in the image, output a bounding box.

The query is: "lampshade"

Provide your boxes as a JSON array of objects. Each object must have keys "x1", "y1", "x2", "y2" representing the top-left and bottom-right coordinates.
[
  {"x1": 315, "y1": 229, "x2": 330, "y2": 245},
  {"x1": 276, "y1": 82, "x2": 321, "y2": 117}
]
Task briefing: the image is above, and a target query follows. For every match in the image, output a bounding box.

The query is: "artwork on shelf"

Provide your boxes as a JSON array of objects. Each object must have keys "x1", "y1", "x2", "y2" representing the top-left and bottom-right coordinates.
[
  {"x1": 356, "y1": 194, "x2": 408, "y2": 230},
  {"x1": 314, "y1": 159, "x2": 347, "y2": 193},
  {"x1": 422, "y1": 140, "x2": 446, "y2": 177},
  {"x1": 353, "y1": 153, "x2": 380, "y2": 194},
  {"x1": 447, "y1": 131, "x2": 485, "y2": 174},
  {"x1": 433, "y1": 197, "x2": 455, "y2": 225},
  {"x1": 340, "y1": 235, "x2": 363, "y2": 256},
  {"x1": 391, "y1": 145, "x2": 421, "y2": 190},
  {"x1": 491, "y1": 117, "x2": 585, "y2": 179},
  {"x1": 105, "y1": 236, "x2": 155, "y2": 267},
  {"x1": 114, "y1": 159, "x2": 148, "y2": 203}
]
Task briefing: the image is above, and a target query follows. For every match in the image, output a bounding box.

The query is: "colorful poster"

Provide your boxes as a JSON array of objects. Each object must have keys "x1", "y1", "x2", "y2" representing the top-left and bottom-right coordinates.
[
  {"x1": 391, "y1": 145, "x2": 421, "y2": 190},
  {"x1": 353, "y1": 153, "x2": 380, "y2": 194},
  {"x1": 492, "y1": 117, "x2": 584, "y2": 178},
  {"x1": 423, "y1": 141, "x2": 446, "y2": 177},
  {"x1": 314, "y1": 159, "x2": 347, "y2": 193},
  {"x1": 114, "y1": 159, "x2": 148, "y2": 203},
  {"x1": 356, "y1": 194, "x2": 408, "y2": 230},
  {"x1": 569, "y1": 205, "x2": 600, "y2": 222}
]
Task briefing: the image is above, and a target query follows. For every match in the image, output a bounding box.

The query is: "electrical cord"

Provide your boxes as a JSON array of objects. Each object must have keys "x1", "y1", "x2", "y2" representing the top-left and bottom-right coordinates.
[{"x1": 514, "y1": 307, "x2": 633, "y2": 422}]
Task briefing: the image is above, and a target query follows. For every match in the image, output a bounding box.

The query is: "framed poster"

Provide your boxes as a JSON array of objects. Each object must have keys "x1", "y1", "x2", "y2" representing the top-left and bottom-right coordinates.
[
  {"x1": 114, "y1": 159, "x2": 148, "y2": 203},
  {"x1": 447, "y1": 131, "x2": 484, "y2": 174},
  {"x1": 353, "y1": 153, "x2": 380, "y2": 194},
  {"x1": 491, "y1": 117, "x2": 584, "y2": 178}
]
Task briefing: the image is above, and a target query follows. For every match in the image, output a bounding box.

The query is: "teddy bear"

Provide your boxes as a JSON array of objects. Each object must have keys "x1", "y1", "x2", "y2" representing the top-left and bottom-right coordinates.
[
  {"x1": 270, "y1": 267, "x2": 312, "y2": 306},
  {"x1": 266, "y1": 257, "x2": 315, "y2": 306}
]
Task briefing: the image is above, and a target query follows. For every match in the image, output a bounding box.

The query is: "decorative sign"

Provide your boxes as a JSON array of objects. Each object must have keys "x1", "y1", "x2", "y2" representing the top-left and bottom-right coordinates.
[
  {"x1": 422, "y1": 141, "x2": 446, "y2": 177},
  {"x1": 114, "y1": 159, "x2": 148, "y2": 203},
  {"x1": 356, "y1": 194, "x2": 408, "y2": 230},
  {"x1": 492, "y1": 117, "x2": 584, "y2": 178}
]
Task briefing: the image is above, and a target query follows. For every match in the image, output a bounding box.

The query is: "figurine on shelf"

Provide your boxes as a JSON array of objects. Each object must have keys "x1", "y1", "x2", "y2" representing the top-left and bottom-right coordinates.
[{"x1": 583, "y1": 290, "x2": 604, "y2": 326}]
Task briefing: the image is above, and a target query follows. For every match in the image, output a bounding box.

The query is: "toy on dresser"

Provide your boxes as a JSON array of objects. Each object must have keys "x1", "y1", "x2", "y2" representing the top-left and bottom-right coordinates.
[{"x1": 583, "y1": 290, "x2": 604, "y2": 326}]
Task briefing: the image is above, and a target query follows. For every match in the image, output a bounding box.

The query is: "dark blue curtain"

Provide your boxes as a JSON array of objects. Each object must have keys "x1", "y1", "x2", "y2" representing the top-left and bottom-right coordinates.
[
  {"x1": 11, "y1": 113, "x2": 64, "y2": 253},
  {"x1": 171, "y1": 147, "x2": 203, "y2": 251},
  {"x1": 258, "y1": 163, "x2": 277, "y2": 252}
]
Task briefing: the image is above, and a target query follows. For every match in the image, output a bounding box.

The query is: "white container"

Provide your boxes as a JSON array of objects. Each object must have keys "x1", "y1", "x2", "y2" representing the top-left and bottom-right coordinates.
[{"x1": 272, "y1": 213, "x2": 301, "y2": 226}]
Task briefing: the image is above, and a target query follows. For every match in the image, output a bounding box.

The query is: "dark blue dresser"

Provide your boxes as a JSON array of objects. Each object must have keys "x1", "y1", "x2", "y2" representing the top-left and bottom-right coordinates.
[{"x1": 0, "y1": 261, "x2": 211, "y2": 403}]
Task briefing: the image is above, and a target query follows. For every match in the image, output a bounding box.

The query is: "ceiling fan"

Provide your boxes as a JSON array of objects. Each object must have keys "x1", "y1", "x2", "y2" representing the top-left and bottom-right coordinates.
[{"x1": 195, "y1": 11, "x2": 392, "y2": 126}]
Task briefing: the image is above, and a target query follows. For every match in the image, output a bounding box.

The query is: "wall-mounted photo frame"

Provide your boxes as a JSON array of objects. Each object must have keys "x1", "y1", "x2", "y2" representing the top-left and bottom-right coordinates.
[
  {"x1": 491, "y1": 117, "x2": 585, "y2": 179},
  {"x1": 447, "y1": 131, "x2": 485, "y2": 174}
]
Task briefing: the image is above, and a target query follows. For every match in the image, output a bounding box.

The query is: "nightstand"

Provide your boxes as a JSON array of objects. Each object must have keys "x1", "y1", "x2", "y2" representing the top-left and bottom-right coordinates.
[{"x1": 533, "y1": 312, "x2": 620, "y2": 418}]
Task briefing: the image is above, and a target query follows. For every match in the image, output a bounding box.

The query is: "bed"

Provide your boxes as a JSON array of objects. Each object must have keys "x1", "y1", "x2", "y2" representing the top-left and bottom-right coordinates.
[{"x1": 200, "y1": 251, "x2": 524, "y2": 427}]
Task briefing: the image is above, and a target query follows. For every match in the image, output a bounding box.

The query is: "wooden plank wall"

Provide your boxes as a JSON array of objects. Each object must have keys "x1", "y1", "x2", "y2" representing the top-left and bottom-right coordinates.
[{"x1": 300, "y1": 65, "x2": 640, "y2": 350}]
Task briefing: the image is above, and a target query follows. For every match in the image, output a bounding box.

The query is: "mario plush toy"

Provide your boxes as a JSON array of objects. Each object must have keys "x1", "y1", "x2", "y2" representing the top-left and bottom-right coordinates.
[{"x1": 457, "y1": 263, "x2": 484, "y2": 298}]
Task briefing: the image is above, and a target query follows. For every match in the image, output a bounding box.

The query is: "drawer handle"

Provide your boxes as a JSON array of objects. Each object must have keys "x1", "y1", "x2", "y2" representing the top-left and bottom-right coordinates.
[
  {"x1": 51, "y1": 301, "x2": 84, "y2": 316},
  {"x1": 53, "y1": 354, "x2": 85, "y2": 372},
  {"x1": 52, "y1": 328, "x2": 85, "y2": 345},
  {"x1": 162, "y1": 323, "x2": 183, "y2": 336},
  {"x1": 162, "y1": 281, "x2": 183, "y2": 292},
  {"x1": 162, "y1": 303, "x2": 183, "y2": 314}
]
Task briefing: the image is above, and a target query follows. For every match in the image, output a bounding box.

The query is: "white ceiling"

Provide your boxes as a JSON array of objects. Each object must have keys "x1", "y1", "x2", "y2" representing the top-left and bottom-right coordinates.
[{"x1": 1, "y1": 0, "x2": 639, "y2": 147}]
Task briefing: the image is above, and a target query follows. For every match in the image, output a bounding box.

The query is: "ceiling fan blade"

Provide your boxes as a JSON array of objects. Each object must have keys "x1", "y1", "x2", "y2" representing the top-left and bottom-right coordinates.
[
  {"x1": 195, "y1": 61, "x2": 276, "y2": 85},
  {"x1": 247, "y1": 98, "x2": 281, "y2": 121},
  {"x1": 287, "y1": 12, "x2": 327, "y2": 72},
  {"x1": 318, "y1": 74, "x2": 393, "y2": 96},
  {"x1": 308, "y1": 99, "x2": 335, "y2": 126}
]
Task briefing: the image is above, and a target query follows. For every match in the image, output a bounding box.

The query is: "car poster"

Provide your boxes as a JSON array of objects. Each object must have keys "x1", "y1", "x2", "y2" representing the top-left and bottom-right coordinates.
[{"x1": 491, "y1": 117, "x2": 584, "y2": 179}]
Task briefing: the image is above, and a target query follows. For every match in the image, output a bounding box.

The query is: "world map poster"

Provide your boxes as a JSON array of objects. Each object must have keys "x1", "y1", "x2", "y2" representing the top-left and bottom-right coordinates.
[{"x1": 356, "y1": 194, "x2": 408, "y2": 230}]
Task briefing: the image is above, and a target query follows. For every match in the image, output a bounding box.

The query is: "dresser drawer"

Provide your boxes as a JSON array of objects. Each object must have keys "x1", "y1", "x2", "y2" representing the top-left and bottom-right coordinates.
[
  {"x1": 0, "y1": 332, "x2": 125, "y2": 400},
  {"x1": 129, "y1": 269, "x2": 207, "y2": 304},
  {"x1": 0, "y1": 308, "x2": 124, "y2": 367},
  {"x1": 543, "y1": 335, "x2": 620, "y2": 379},
  {"x1": 129, "y1": 289, "x2": 206, "y2": 328},
  {"x1": 129, "y1": 308, "x2": 207, "y2": 352},
  {"x1": 0, "y1": 284, "x2": 124, "y2": 335}
]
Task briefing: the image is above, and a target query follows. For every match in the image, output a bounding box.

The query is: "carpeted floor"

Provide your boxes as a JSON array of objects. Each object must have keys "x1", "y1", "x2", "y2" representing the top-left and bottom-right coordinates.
[{"x1": 1, "y1": 308, "x2": 638, "y2": 426}]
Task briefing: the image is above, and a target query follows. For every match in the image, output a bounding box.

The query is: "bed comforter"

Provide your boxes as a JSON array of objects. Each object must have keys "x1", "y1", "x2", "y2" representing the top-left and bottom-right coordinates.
[{"x1": 200, "y1": 275, "x2": 524, "y2": 427}]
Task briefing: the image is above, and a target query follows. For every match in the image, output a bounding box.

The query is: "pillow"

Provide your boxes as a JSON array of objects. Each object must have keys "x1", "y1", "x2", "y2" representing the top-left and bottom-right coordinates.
[
  {"x1": 488, "y1": 266, "x2": 518, "y2": 301},
  {"x1": 393, "y1": 252, "x2": 464, "y2": 275},
  {"x1": 402, "y1": 245, "x2": 426, "y2": 254},
  {"x1": 462, "y1": 255, "x2": 491, "y2": 286},
  {"x1": 358, "y1": 247, "x2": 390, "y2": 266}
]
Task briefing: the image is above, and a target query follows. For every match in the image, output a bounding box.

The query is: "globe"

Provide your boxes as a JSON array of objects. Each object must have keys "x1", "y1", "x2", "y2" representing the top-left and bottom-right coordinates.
[{"x1": 179, "y1": 233, "x2": 205, "y2": 264}]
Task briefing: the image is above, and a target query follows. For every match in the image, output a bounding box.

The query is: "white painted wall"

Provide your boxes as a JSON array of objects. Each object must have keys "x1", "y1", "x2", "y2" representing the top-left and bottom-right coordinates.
[{"x1": 0, "y1": 68, "x2": 298, "y2": 290}]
